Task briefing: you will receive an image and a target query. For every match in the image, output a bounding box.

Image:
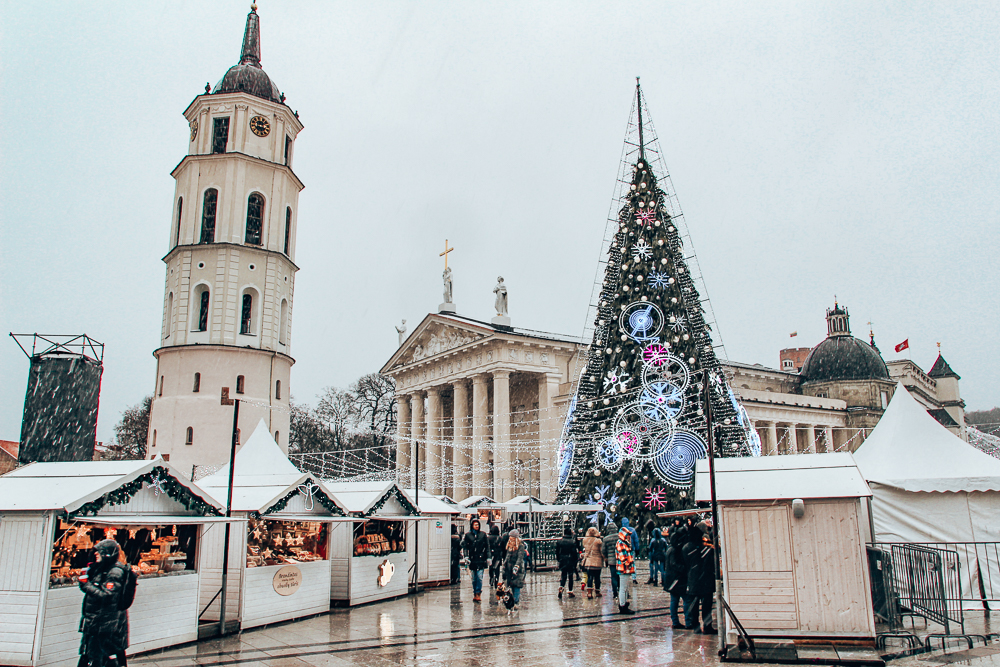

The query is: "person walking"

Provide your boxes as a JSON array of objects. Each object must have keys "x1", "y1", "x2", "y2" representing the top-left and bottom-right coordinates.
[
  {"x1": 503, "y1": 529, "x2": 527, "y2": 610},
  {"x1": 620, "y1": 517, "x2": 640, "y2": 554},
  {"x1": 462, "y1": 518, "x2": 490, "y2": 602},
  {"x1": 581, "y1": 526, "x2": 605, "y2": 599},
  {"x1": 602, "y1": 521, "x2": 620, "y2": 599},
  {"x1": 556, "y1": 527, "x2": 579, "y2": 599},
  {"x1": 487, "y1": 524, "x2": 503, "y2": 587},
  {"x1": 663, "y1": 522, "x2": 688, "y2": 628},
  {"x1": 647, "y1": 527, "x2": 667, "y2": 586},
  {"x1": 615, "y1": 526, "x2": 637, "y2": 614},
  {"x1": 682, "y1": 520, "x2": 717, "y2": 634},
  {"x1": 77, "y1": 539, "x2": 130, "y2": 667},
  {"x1": 450, "y1": 524, "x2": 462, "y2": 585}
]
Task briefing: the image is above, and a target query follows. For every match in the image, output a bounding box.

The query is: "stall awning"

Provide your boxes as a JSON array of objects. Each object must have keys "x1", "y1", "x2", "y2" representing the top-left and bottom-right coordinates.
[
  {"x1": 255, "y1": 515, "x2": 357, "y2": 523},
  {"x1": 79, "y1": 515, "x2": 247, "y2": 525}
]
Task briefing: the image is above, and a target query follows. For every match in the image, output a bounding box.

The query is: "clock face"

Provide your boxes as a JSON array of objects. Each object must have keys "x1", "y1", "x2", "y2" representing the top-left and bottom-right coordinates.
[{"x1": 249, "y1": 115, "x2": 270, "y2": 138}]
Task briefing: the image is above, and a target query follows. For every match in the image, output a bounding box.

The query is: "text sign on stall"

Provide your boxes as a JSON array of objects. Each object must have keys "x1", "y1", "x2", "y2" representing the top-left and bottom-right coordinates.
[{"x1": 272, "y1": 565, "x2": 302, "y2": 596}]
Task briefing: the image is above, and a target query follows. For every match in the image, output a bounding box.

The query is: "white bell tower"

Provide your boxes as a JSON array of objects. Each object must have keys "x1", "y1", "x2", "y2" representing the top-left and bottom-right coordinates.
[{"x1": 148, "y1": 5, "x2": 304, "y2": 474}]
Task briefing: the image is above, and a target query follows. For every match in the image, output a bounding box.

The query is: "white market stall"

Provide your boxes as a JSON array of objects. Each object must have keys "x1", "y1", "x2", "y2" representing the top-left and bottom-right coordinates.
[
  {"x1": 0, "y1": 458, "x2": 226, "y2": 667},
  {"x1": 695, "y1": 453, "x2": 876, "y2": 640},
  {"x1": 853, "y1": 383, "x2": 1000, "y2": 606},
  {"x1": 323, "y1": 481, "x2": 421, "y2": 605},
  {"x1": 198, "y1": 421, "x2": 350, "y2": 630},
  {"x1": 404, "y1": 490, "x2": 461, "y2": 586}
]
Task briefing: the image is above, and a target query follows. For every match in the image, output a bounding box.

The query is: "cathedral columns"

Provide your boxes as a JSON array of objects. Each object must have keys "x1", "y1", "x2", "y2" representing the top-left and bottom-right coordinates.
[
  {"x1": 395, "y1": 396, "x2": 411, "y2": 486},
  {"x1": 409, "y1": 393, "x2": 425, "y2": 488},
  {"x1": 786, "y1": 423, "x2": 798, "y2": 453},
  {"x1": 805, "y1": 424, "x2": 817, "y2": 454},
  {"x1": 426, "y1": 388, "x2": 442, "y2": 495},
  {"x1": 767, "y1": 422, "x2": 779, "y2": 456},
  {"x1": 824, "y1": 426, "x2": 835, "y2": 452},
  {"x1": 452, "y1": 380, "x2": 471, "y2": 499},
  {"x1": 493, "y1": 370, "x2": 512, "y2": 501},
  {"x1": 471, "y1": 374, "x2": 490, "y2": 498},
  {"x1": 537, "y1": 373, "x2": 561, "y2": 502}
]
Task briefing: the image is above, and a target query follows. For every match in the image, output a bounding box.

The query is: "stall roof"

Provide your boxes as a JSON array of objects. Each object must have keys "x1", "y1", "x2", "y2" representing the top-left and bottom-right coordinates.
[
  {"x1": 324, "y1": 481, "x2": 420, "y2": 517},
  {"x1": 199, "y1": 420, "x2": 347, "y2": 515},
  {"x1": 0, "y1": 458, "x2": 222, "y2": 515},
  {"x1": 853, "y1": 383, "x2": 1000, "y2": 493},
  {"x1": 458, "y1": 495, "x2": 495, "y2": 507},
  {"x1": 506, "y1": 495, "x2": 547, "y2": 505},
  {"x1": 694, "y1": 452, "x2": 871, "y2": 503},
  {"x1": 403, "y1": 490, "x2": 462, "y2": 515},
  {"x1": 474, "y1": 503, "x2": 600, "y2": 513}
]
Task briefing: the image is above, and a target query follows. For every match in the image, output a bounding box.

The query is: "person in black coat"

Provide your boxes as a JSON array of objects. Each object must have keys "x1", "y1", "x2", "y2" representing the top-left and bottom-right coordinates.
[
  {"x1": 663, "y1": 521, "x2": 689, "y2": 628},
  {"x1": 450, "y1": 525, "x2": 462, "y2": 585},
  {"x1": 461, "y1": 518, "x2": 491, "y2": 602},
  {"x1": 487, "y1": 524, "x2": 503, "y2": 587},
  {"x1": 682, "y1": 520, "x2": 717, "y2": 634},
  {"x1": 77, "y1": 539, "x2": 129, "y2": 667},
  {"x1": 556, "y1": 527, "x2": 579, "y2": 599}
]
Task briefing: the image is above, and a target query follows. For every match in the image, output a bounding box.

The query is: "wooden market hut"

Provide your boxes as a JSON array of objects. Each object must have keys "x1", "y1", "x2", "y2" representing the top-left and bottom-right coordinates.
[
  {"x1": 0, "y1": 458, "x2": 225, "y2": 667},
  {"x1": 197, "y1": 420, "x2": 351, "y2": 631},
  {"x1": 404, "y1": 489, "x2": 462, "y2": 586},
  {"x1": 694, "y1": 452, "x2": 876, "y2": 641},
  {"x1": 323, "y1": 481, "x2": 421, "y2": 605}
]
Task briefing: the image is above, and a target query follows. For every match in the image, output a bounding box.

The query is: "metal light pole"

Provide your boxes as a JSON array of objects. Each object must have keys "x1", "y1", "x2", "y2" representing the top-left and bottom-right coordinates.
[
  {"x1": 218, "y1": 388, "x2": 239, "y2": 637},
  {"x1": 704, "y1": 377, "x2": 724, "y2": 653}
]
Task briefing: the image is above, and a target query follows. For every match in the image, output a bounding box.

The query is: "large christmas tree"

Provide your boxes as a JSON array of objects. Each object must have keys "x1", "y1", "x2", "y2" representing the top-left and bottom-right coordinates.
[{"x1": 556, "y1": 82, "x2": 759, "y2": 525}]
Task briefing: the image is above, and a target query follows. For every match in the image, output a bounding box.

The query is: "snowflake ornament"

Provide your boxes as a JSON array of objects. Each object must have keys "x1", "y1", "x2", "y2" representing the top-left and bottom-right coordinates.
[
  {"x1": 670, "y1": 316, "x2": 688, "y2": 333},
  {"x1": 642, "y1": 343, "x2": 670, "y2": 367},
  {"x1": 642, "y1": 486, "x2": 668, "y2": 510},
  {"x1": 586, "y1": 484, "x2": 618, "y2": 525},
  {"x1": 631, "y1": 240, "x2": 653, "y2": 262},
  {"x1": 636, "y1": 209, "x2": 657, "y2": 226},
  {"x1": 649, "y1": 271, "x2": 671, "y2": 289},
  {"x1": 603, "y1": 371, "x2": 631, "y2": 394}
]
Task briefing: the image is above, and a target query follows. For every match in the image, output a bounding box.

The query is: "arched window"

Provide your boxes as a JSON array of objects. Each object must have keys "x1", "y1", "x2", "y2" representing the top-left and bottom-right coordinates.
[
  {"x1": 274, "y1": 430, "x2": 280, "y2": 444},
  {"x1": 174, "y1": 197, "x2": 183, "y2": 246},
  {"x1": 193, "y1": 373, "x2": 201, "y2": 392},
  {"x1": 240, "y1": 293, "x2": 254, "y2": 334},
  {"x1": 236, "y1": 375, "x2": 245, "y2": 395},
  {"x1": 283, "y1": 207, "x2": 292, "y2": 254},
  {"x1": 245, "y1": 193, "x2": 264, "y2": 245},
  {"x1": 194, "y1": 286, "x2": 210, "y2": 332},
  {"x1": 165, "y1": 292, "x2": 173, "y2": 337},
  {"x1": 200, "y1": 189, "x2": 218, "y2": 243},
  {"x1": 151, "y1": 430, "x2": 157, "y2": 448},
  {"x1": 185, "y1": 427, "x2": 194, "y2": 446},
  {"x1": 279, "y1": 299, "x2": 288, "y2": 345},
  {"x1": 275, "y1": 380, "x2": 281, "y2": 400},
  {"x1": 158, "y1": 375, "x2": 164, "y2": 397}
]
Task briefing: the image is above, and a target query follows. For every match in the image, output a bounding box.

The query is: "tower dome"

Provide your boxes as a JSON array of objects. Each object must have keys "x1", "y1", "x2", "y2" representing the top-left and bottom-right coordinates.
[
  {"x1": 800, "y1": 303, "x2": 889, "y2": 383},
  {"x1": 212, "y1": 7, "x2": 281, "y2": 103}
]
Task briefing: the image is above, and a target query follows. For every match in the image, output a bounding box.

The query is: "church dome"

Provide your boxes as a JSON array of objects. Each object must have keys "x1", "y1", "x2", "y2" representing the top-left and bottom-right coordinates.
[
  {"x1": 211, "y1": 8, "x2": 281, "y2": 104},
  {"x1": 800, "y1": 303, "x2": 889, "y2": 383}
]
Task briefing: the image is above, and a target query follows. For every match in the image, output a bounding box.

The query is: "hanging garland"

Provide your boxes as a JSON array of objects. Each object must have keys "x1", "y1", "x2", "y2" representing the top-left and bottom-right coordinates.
[
  {"x1": 70, "y1": 466, "x2": 221, "y2": 518},
  {"x1": 365, "y1": 487, "x2": 420, "y2": 517},
  {"x1": 263, "y1": 481, "x2": 345, "y2": 517}
]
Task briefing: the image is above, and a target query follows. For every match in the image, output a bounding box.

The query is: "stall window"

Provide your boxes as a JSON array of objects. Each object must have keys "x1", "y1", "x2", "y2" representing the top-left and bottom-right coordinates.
[
  {"x1": 49, "y1": 519, "x2": 198, "y2": 587},
  {"x1": 246, "y1": 517, "x2": 328, "y2": 567},
  {"x1": 353, "y1": 519, "x2": 406, "y2": 557}
]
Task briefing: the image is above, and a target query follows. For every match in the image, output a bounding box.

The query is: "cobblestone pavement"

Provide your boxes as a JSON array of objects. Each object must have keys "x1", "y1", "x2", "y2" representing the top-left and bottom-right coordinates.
[{"x1": 134, "y1": 569, "x2": 727, "y2": 666}]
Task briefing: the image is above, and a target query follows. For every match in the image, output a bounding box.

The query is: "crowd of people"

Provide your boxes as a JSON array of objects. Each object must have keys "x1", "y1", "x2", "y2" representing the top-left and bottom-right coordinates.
[{"x1": 452, "y1": 513, "x2": 717, "y2": 633}]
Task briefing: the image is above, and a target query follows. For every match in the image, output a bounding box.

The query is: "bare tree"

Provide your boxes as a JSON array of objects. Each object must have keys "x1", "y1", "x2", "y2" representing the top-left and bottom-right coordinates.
[
  {"x1": 315, "y1": 386, "x2": 355, "y2": 451},
  {"x1": 105, "y1": 396, "x2": 152, "y2": 460}
]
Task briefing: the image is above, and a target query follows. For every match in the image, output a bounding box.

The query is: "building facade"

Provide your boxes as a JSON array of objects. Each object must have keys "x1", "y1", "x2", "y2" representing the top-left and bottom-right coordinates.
[{"x1": 147, "y1": 8, "x2": 303, "y2": 473}]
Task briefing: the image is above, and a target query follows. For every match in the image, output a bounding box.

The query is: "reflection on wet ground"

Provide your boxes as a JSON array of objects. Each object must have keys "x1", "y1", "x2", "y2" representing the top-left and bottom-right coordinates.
[{"x1": 134, "y1": 570, "x2": 724, "y2": 666}]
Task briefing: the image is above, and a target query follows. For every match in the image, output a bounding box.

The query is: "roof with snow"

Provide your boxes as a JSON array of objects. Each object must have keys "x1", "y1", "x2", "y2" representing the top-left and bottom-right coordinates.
[
  {"x1": 694, "y1": 452, "x2": 871, "y2": 503},
  {"x1": 853, "y1": 383, "x2": 1000, "y2": 492},
  {"x1": 323, "y1": 481, "x2": 420, "y2": 517}
]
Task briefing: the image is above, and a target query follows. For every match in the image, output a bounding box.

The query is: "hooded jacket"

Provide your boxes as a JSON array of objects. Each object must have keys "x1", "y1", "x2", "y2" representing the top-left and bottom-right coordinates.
[
  {"x1": 78, "y1": 540, "x2": 129, "y2": 652},
  {"x1": 556, "y1": 533, "x2": 579, "y2": 570},
  {"x1": 462, "y1": 521, "x2": 491, "y2": 569},
  {"x1": 503, "y1": 537, "x2": 527, "y2": 587},
  {"x1": 615, "y1": 528, "x2": 636, "y2": 574},
  {"x1": 601, "y1": 523, "x2": 619, "y2": 566},
  {"x1": 648, "y1": 530, "x2": 667, "y2": 562},
  {"x1": 663, "y1": 527, "x2": 688, "y2": 594},
  {"x1": 621, "y1": 517, "x2": 640, "y2": 554},
  {"x1": 682, "y1": 527, "x2": 715, "y2": 597}
]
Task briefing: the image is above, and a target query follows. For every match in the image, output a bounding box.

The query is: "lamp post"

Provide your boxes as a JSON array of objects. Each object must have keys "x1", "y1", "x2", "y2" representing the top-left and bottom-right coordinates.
[
  {"x1": 218, "y1": 387, "x2": 239, "y2": 637},
  {"x1": 704, "y1": 377, "x2": 723, "y2": 654}
]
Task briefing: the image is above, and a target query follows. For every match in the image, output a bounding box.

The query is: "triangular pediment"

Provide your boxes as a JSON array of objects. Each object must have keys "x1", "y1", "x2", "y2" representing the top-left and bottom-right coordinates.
[{"x1": 382, "y1": 314, "x2": 491, "y2": 373}]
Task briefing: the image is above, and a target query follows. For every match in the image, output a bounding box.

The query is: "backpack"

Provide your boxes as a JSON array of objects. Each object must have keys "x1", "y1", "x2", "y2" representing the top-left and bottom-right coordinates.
[{"x1": 116, "y1": 564, "x2": 138, "y2": 610}]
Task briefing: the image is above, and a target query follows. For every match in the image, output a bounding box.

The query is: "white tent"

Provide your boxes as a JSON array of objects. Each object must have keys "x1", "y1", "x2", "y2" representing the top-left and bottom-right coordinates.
[{"x1": 853, "y1": 383, "x2": 1000, "y2": 606}]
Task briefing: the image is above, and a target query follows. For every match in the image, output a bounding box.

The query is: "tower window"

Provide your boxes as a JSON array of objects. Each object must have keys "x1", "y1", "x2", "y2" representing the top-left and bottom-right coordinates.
[
  {"x1": 197, "y1": 287, "x2": 210, "y2": 332},
  {"x1": 185, "y1": 427, "x2": 194, "y2": 446},
  {"x1": 212, "y1": 117, "x2": 230, "y2": 154},
  {"x1": 284, "y1": 136, "x2": 292, "y2": 165},
  {"x1": 193, "y1": 373, "x2": 201, "y2": 392},
  {"x1": 158, "y1": 375, "x2": 164, "y2": 397},
  {"x1": 200, "y1": 189, "x2": 218, "y2": 243},
  {"x1": 279, "y1": 299, "x2": 288, "y2": 345},
  {"x1": 151, "y1": 430, "x2": 156, "y2": 448},
  {"x1": 284, "y1": 207, "x2": 292, "y2": 255},
  {"x1": 165, "y1": 292, "x2": 173, "y2": 337},
  {"x1": 240, "y1": 293, "x2": 254, "y2": 334},
  {"x1": 174, "y1": 197, "x2": 183, "y2": 246},
  {"x1": 274, "y1": 430, "x2": 280, "y2": 444},
  {"x1": 275, "y1": 380, "x2": 281, "y2": 400},
  {"x1": 236, "y1": 375, "x2": 245, "y2": 394},
  {"x1": 245, "y1": 193, "x2": 264, "y2": 245}
]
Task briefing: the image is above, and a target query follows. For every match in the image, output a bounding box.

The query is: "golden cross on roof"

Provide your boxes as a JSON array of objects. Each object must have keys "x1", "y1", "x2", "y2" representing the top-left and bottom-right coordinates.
[
  {"x1": 440, "y1": 239, "x2": 454, "y2": 270},
  {"x1": 937, "y1": 341, "x2": 942, "y2": 350}
]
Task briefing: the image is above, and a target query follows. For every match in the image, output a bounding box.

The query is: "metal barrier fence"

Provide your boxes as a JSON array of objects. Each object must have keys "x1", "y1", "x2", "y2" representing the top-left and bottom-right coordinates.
[
  {"x1": 867, "y1": 546, "x2": 902, "y2": 629},
  {"x1": 872, "y1": 542, "x2": 1000, "y2": 608},
  {"x1": 888, "y1": 544, "x2": 964, "y2": 635}
]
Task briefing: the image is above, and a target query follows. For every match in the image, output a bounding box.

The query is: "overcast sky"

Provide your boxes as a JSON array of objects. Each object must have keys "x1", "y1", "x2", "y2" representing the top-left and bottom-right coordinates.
[{"x1": 2, "y1": 1, "x2": 998, "y2": 443}]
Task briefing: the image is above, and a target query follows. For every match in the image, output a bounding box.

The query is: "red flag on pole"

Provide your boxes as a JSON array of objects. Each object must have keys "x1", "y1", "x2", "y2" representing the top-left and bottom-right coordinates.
[{"x1": 894, "y1": 339, "x2": 909, "y2": 353}]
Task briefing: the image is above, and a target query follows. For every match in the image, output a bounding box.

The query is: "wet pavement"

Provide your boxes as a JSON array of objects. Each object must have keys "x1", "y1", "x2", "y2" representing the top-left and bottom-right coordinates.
[{"x1": 134, "y1": 569, "x2": 727, "y2": 666}]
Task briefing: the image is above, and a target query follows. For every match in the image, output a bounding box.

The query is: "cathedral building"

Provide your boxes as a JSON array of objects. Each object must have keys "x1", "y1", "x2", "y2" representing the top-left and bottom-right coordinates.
[{"x1": 146, "y1": 7, "x2": 302, "y2": 473}]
